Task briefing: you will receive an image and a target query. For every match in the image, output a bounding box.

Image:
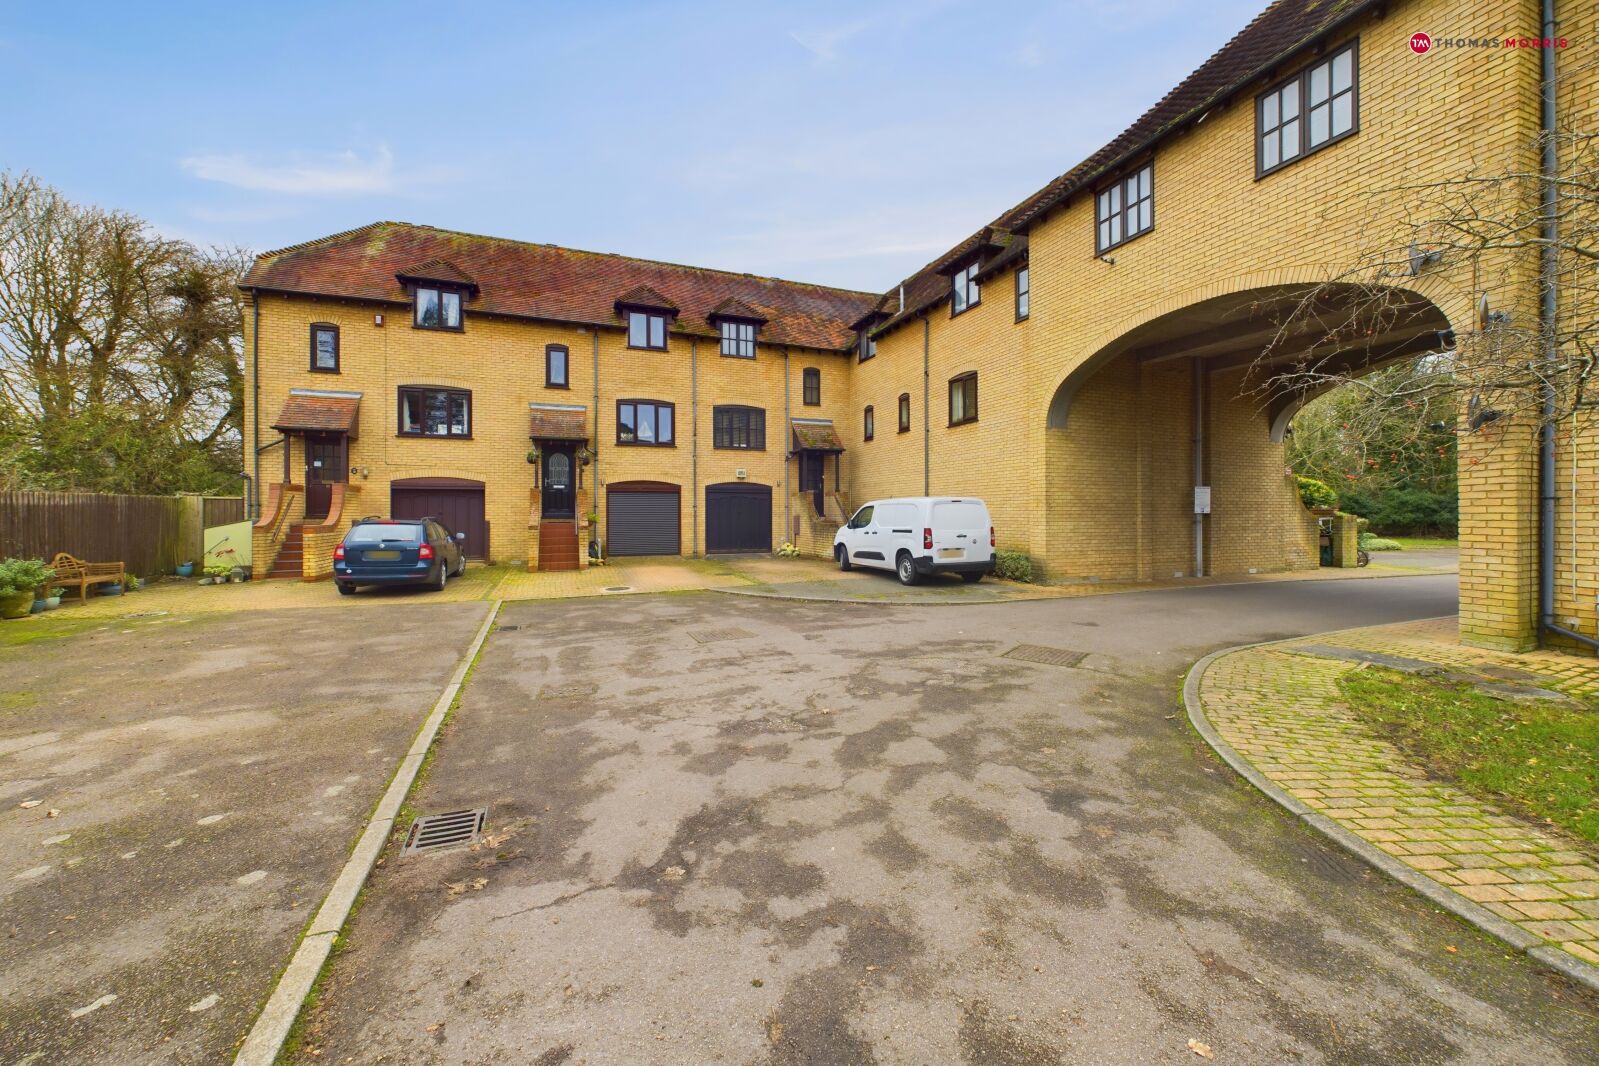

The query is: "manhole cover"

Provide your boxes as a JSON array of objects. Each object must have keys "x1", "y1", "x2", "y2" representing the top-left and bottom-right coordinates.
[
  {"x1": 497, "y1": 624, "x2": 522, "y2": 632},
  {"x1": 603, "y1": 585, "x2": 633, "y2": 593},
  {"x1": 1003, "y1": 644, "x2": 1088, "y2": 668},
  {"x1": 402, "y1": 808, "x2": 486, "y2": 856},
  {"x1": 689, "y1": 627, "x2": 754, "y2": 644}
]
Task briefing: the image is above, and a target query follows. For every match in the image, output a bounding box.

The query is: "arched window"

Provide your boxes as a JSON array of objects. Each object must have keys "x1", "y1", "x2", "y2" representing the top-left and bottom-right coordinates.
[
  {"x1": 898, "y1": 393, "x2": 911, "y2": 433},
  {"x1": 802, "y1": 367, "x2": 821, "y2": 405},
  {"x1": 864, "y1": 405, "x2": 875, "y2": 441}
]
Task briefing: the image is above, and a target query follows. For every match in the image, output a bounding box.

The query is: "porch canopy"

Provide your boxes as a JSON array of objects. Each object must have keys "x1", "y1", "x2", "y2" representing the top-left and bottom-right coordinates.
[
  {"x1": 271, "y1": 388, "x2": 361, "y2": 439},
  {"x1": 529, "y1": 402, "x2": 589, "y2": 441},
  {"x1": 791, "y1": 419, "x2": 843, "y2": 453}
]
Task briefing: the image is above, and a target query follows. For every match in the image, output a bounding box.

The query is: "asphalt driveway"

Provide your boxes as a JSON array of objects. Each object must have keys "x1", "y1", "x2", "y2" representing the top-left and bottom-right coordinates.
[
  {"x1": 0, "y1": 603, "x2": 488, "y2": 1065},
  {"x1": 296, "y1": 574, "x2": 1599, "y2": 1064}
]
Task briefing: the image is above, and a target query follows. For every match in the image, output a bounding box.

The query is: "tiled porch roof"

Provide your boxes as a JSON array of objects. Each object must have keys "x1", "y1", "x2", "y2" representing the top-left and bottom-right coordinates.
[
  {"x1": 792, "y1": 420, "x2": 844, "y2": 452},
  {"x1": 529, "y1": 403, "x2": 589, "y2": 441},
  {"x1": 272, "y1": 389, "x2": 361, "y2": 439}
]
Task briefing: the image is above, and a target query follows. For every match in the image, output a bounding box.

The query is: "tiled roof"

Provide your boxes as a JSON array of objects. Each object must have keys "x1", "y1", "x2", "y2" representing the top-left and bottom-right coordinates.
[
  {"x1": 243, "y1": 222, "x2": 878, "y2": 352},
  {"x1": 871, "y1": 0, "x2": 1378, "y2": 335},
  {"x1": 272, "y1": 389, "x2": 361, "y2": 438},
  {"x1": 708, "y1": 296, "x2": 768, "y2": 324},
  {"x1": 396, "y1": 258, "x2": 478, "y2": 293},
  {"x1": 791, "y1": 420, "x2": 844, "y2": 452},
  {"x1": 614, "y1": 284, "x2": 677, "y2": 313},
  {"x1": 528, "y1": 403, "x2": 588, "y2": 441}
]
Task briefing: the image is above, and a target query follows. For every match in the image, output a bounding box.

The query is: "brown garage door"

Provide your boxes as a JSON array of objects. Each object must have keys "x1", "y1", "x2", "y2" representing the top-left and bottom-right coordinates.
[{"x1": 391, "y1": 477, "x2": 488, "y2": 559}]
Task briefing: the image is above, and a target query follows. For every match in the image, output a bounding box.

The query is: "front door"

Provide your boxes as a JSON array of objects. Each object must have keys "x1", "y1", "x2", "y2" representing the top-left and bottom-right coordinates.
[
  {"x1": 304, "y1": 433, "x2": 345, "y2": 520},
  {"x1": 799, "y1": 452, "x2": 826, "y2": 515},
  {"x1": 541, "y1": 446, "x2": 575, "y2": 518}
]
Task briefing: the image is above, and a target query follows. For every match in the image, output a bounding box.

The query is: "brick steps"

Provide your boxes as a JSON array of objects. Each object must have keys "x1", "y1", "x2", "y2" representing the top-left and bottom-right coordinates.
[
  {"x1": 538, "y1": 520, "x2": 580, "y2": 572},
  {"x1": 268, "y1": 523, "x2": 306, "y2": 579}
]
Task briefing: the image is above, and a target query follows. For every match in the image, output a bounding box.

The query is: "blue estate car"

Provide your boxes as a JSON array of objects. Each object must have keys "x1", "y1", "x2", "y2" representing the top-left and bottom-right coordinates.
[{"x1": 333, "y1": 517, "x2": 466, "y2": 595}]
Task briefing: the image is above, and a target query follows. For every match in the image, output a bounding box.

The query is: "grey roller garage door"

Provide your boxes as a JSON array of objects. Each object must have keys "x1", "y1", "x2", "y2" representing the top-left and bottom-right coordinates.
[{"x1": 607, "y1": 483, "x2": 680, "y2": 556}]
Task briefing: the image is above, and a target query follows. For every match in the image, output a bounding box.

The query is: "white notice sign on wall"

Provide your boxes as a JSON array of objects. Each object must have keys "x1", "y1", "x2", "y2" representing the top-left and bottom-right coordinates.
[{"x1": 1194, "y1": 486, "x2": 1212, "y2": 514}]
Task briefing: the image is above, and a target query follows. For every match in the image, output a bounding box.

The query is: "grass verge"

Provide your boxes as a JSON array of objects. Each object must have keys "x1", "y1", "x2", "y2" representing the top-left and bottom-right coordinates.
[
  {"x1": 1388, "y1": 536, "x2": 1459, "y2": 551},
  {"x1": 1338, "y1": 666, "x2": 1599, "y2": 847}
]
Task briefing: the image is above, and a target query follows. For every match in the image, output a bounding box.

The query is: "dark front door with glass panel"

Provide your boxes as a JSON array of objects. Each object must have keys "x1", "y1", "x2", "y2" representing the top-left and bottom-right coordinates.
[
  {"x1": 304, "y1": 433, "x2": 346, "y2": 520},
  {"x1": 799, "y1": 452, "x2": 826, "y2": 515},
  {"x1": 542, "y1": 446, "x2": 575, "y2": 518}
]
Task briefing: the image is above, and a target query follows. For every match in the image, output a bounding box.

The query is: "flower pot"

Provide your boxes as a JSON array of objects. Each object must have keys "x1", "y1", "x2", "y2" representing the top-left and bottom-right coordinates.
[
  {"x1": 100, "y1": 583, "x2": 122, "y2": 596},
  {"x1": 0, "y1": 590, "x2": 34, "y2": 620},
  {"x1": 30, "y1": 598, "x2": 46, "y2": 614},
  {"x1": 44, "y1": 595, "x2": 61, "y2": 610},
  {"x1": 176, "y1": 562, "x2": 196, "y2": 578}
]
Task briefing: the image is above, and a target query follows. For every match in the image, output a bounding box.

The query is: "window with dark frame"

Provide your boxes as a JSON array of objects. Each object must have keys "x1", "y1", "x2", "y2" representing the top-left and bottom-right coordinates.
[
  {"x1": 627, "y1": 310, "x2": 668, "y2": 350},
  {"x1": 1096, "y1": 163, "x2": 1153, "y2": 253},
  {"x1": 310, "y1": 323, "x2": 339, "y2": 373},
  {"x1": 398, "y1": 386, "x2": 471, "y2": 437},
  {"x1": 949, "y1": 373, "x2": 978, "y2": 426},
  {"x1": 1257, "y1": 40, "x2": 1358, "y2": 176},
  {"x1": 545, "y1": 344, "x2": 569, "y2": 388},
  {"x1": 864, "y1": 405, "x2": 875, "y2": 441},
  {"x1": 802, "y1": 367, "x2": 821, "y2": 406},
  {"x1": 617, "y1": 399, "x2": 675, "y2": 445},
  {"x1": 719, "y1": 319, "x2": 757, "y2": 358},
  {"x1": 1015, "y1": 264, "x2": 1030, "y2": 321},
  {"x1": 413, "y1": 286, "x2": 463, "y2": 330},
  {"x1": 898, "y1": 393, "x2": 911, "y2": 433},
  {"x1": 951, "y1": 260, "x2": 981, "y2": 315},
  {"x1": 712, "y1": 405, "x2": 765, "y2": 450},
  {"x1": 859, "y1": 331, "x2": 876, "y2": 361}
]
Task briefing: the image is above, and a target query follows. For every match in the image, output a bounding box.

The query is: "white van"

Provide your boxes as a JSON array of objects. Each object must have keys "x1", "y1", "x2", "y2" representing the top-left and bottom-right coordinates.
[{"x1": 833, "y1": 497, "x2": 995, "y2": 585}]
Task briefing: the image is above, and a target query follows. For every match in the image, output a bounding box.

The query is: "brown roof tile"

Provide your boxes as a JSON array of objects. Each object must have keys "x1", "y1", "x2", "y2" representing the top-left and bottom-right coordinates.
[
  {"x1": 708, "y1": 296, "x2": 769, "y2": 324},
  {"x1": 396, "y1": 258, "x2": 478, "y2": 293},
  {"x1": 529, "y1": 404, "x2": 589, "y2": 441},
  {"x1": 243, "y1": 222, "x2": 878, "y2": 352},
  {"x1": 791, "y1": 420, "x2": 844, "y2": 452},
  {"x1": 272, "y1": 390, "x2": 361, "y2": 438},
  {"x1": 614, "y1": 284, "x2": 677, "y2": 313}
]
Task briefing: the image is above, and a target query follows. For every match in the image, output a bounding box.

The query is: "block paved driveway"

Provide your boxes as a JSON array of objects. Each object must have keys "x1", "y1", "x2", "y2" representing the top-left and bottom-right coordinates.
[
  {"x1": 0, "y1": 602, "x2": 488, "y2": 1065},
  {"x1": 298, "y1": 574, "x2": 1599, "y2": 1064}
]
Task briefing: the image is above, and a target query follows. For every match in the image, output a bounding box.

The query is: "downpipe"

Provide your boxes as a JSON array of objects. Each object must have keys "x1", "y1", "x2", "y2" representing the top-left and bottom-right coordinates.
[{"x1": 1533, "y1": 0, "x2": 1599, "y2": 652}]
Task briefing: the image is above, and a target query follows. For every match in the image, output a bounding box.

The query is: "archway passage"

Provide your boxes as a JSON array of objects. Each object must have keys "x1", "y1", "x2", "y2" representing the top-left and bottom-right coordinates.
[{"x1": 1042, "y1": 284, "x2": 1453, "y2": 583}]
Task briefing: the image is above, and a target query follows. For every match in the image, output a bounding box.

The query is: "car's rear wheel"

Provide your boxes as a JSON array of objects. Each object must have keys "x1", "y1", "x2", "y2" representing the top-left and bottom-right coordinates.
[
  {"x1": 836, "y1": 545, "x2": 852, "y2": 571},
  {"x1": 896, "y1": 552, "x2": 919, "y2": 586},
  {"x1": 453, "y1": 554, "x2": 466, "y2": 577},
  {"x1": 434, "y1": 564, "x2": 448, "y2": 591},
  {"x1": 961, "y1": 572, "x2": 984, "y2": 584},
  {"x1": 336, "y1": 582, "x2": 355, "y2": 596}
]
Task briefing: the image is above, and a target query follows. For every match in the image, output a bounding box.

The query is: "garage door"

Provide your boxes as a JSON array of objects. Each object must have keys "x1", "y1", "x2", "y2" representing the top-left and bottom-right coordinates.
[
  {"x1": 607, "y1": 482, "x2": 680, "y2": 556},
  {"x1": 391, "y1": 477, "x2": 488, "y2": 559},
  {"x1": 706, "y1": 482, "x2": 772, "y2": 554}
]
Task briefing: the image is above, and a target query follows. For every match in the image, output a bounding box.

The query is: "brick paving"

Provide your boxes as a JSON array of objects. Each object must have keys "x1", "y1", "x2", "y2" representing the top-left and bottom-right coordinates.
[{"x1": 1199, "y1": 617, "x2": 1599, "y2": 970}]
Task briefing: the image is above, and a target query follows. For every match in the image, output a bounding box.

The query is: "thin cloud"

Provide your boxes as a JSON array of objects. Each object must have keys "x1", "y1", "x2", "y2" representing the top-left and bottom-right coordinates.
[{"x1": 180, "y1": 146, "x2": 396, "y2": 195}]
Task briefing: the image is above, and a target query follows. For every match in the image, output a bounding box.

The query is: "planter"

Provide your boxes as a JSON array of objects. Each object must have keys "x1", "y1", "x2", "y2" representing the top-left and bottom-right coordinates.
[
  {"x1": 30, "y1": 598, "x2": 46, "y2": 614},
  {"x1": 100, "y1": 583, "x2": 123, "y2": 596},
  {"x1": 43, "y1": 595, "x2": 61, "y2": 610},
  {"x1": 176, "y1": 562, "x2": 196, "y2": 578},
  {"x1": 0, "y1": 590, "x2": 34, "y2": 620}
]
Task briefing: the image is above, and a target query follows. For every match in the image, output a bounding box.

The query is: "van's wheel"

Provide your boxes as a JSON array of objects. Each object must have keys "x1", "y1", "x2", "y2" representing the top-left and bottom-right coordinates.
[
  {"x1": 336, "y1": 582, "x2": 355, "y2": 596},
  {"x1": 896, "y1": 552, "x2": 919, "y2": 586},
  {"x1": 961, "y1": 572, "x2": 984, "y2": 584},
  {"x1": 836, "y1": 545, "x2": 852, "y2": 571}
]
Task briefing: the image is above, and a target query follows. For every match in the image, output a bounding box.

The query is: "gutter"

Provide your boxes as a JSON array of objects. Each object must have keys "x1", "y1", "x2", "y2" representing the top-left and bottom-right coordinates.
[{"x1": 1534, "y1": 0, "x2": 1598, "y2": 652}]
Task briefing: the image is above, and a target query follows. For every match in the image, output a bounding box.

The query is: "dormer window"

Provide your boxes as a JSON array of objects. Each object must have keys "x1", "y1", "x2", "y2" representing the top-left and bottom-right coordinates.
[
  {"x1": 628, "y1": 311, "x2": 668, "y2": 350},
  {"x1": 951, "y1": 261, "x2": 981, "y2": 315},
  {"x1": 720, "y1": 319, "x2": 757, "y2": 358},
  {"x1": 414, "y1": 286, "x2": 463, "y2": 331}
]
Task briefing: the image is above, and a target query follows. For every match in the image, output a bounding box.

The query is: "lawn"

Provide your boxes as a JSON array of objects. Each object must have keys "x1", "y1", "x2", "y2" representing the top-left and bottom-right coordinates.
[
  {"x1": 1338, "y1": 667, "x2": 1599, "y2": 846},
  {"x1": 1387, "y1": 536, "x2": 1459, "y2": 551}
]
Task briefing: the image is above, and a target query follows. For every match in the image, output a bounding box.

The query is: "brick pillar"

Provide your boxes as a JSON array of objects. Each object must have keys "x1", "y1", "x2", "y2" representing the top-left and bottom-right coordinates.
[
  {"x1": 1459, "y1": 417, "x2": 1539, "y2": 652},
  {"x1": 1329, "y1": 514, "x2": 1360, "y2": 568},
  {"x1": 526, "y1": 487, "x2": 541, "y2": 573}
]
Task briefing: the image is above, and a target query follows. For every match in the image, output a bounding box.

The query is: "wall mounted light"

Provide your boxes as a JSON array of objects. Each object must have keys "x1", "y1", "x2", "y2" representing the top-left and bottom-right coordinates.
[{"x1": 373, "y1": 313, "x2": 384, "y2": 327}]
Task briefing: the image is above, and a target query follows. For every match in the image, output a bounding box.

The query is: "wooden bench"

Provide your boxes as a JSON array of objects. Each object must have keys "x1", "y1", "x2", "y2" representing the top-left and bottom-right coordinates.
[{"x1": 47, "y1": 553, "x2": 125, "y2": 603}]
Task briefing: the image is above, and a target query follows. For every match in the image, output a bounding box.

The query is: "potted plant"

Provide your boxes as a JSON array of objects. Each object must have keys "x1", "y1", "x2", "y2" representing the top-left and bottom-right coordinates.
[
  {"x1": 0, "y1": 559, "x2": 56, "y2": 620},
  {"x1": 202, "y1": 565, "x2": 231, "y2": 586},
  {"x1": 176, "y1": 560, "x2": 196, "y2": 578},
  {"x1": 124, "y1": 573, "x2": 141, "y2": 592}
]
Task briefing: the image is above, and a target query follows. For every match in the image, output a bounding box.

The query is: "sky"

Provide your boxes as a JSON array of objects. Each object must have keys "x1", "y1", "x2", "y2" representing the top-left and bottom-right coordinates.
[{"x1": 1, "y1": 0, "x2": 1269, "y2": 293}]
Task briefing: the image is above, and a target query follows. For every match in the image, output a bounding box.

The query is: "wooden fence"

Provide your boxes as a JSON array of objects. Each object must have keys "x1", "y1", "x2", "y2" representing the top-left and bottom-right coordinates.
[{"x1": 0, "y1": 493, "x2": 245, "y2": 577}]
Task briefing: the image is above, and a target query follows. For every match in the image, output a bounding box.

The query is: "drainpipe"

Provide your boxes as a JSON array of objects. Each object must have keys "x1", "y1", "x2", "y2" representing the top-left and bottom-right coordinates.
[
  {"x1": 783, "y1": 348, "x2": 792, "y2": 542},
  {"x1": 1535, "y1": 0, "x2": 1597, "y2": 650},
  {"x1": 690, "y1": 338, "x2": 699, "y2": 557},
  {"x1": 1192, "y1": 358, "x2": 1205, "y2": 578},
  {"x1": 249, "y1": 290, "x2": 260, "y2": 517},
  {"x1": 592, "y1": 329, "x2": 601, "y2": 556},
  {"x1": 922, "y1": 318, "x2": 931, "y2": 495}
]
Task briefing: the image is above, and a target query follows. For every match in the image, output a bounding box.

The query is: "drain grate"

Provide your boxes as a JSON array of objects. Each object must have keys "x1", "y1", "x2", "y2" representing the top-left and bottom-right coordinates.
[
  {"x1": 402, "y1": 808, "x2": 486, "y2": 856},
  {"x1": 1003, "y1": 644, "x2": 1088, "y2": 668},
  {"x1": 603, "y1": 585, "x2": 633, "y2": 593},
  {"x1": 689, "y1": 627, "x2": 754, "y2": 644},
  {"x1": 497, "y1": 624, "x2": 522, "y2": 632}
]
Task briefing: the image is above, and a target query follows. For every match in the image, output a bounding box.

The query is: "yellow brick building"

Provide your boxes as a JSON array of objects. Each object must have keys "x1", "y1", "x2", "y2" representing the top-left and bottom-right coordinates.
[{"x1": 242, "y1": 0, "x2": 1597, "y2": 652}]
